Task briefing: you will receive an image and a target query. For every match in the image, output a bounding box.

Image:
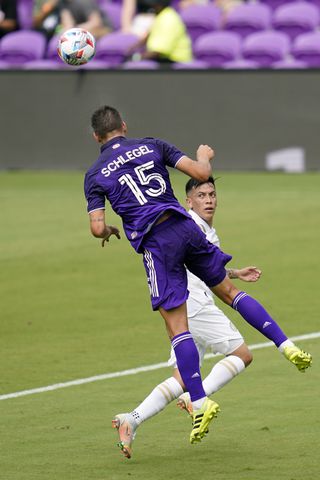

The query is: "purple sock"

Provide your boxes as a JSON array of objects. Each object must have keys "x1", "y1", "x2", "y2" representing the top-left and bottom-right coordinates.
[
  {"x1": 171, "y1": 331, "x2": 206, "y2": 402},
  {"x1": 232, "y1": 292, "x2": 287, "y2": 347}
]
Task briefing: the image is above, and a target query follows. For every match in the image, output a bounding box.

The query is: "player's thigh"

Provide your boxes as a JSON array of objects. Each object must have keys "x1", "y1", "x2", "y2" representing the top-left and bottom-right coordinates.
[{"x1": 142, "y1": 234, "x2": 188, "y2": 311}]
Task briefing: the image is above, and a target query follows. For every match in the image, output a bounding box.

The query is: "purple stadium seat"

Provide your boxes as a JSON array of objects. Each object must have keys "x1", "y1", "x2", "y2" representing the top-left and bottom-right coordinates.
[
  {"x1": 17, "y1": 0, "x2": 33, "y2": 30},
  {"x1": 292, "y1": 31, "x2": 320, "y2": 67},
  {"x1": 193, "y1": 31, "x2": 242, "y2": 67},
  {"x1": 259, "y1": 0, "x2": 295, "y2": 10},
  {"x1": 0, "y1": 60, "x2": 10, "y2": 69},
  {"x1": 95, "y1": 32, "x2": 139, "y2": 65},
  {"x1": 78, "y1": 60, "x2": 114, "y2": 69},
  {"x1": 242, "y1": 31, "x2": 291, "y2": 67},
  {"x1": 306, "y1": 0, "x2": 320, "y2": 10},
  {"x1": 172, "y1": 60, "x2": 209, "y2": 69},
  {"x1": 122, "y1": 60, "x2": 159, "y2": 69},
  {"x1": 99, "y1": 1, "x2": 122, "y2": 31},
  {"x1": 23, "y1": 60, "x2": 68, "y2": 70},
  {"x1": 272, "y1": 2, "x2": 319, "y2": 40},
  {"x1": 0, "y1": 31, "x2": 46, "y2": 65},
  {"x1": 272, "y1": 58, "x2": 307, "y2": 68},
  {"x1": 223, "y1": 59, "x2": 259, "y2": 69},
  {"x1": 46, "y1": 34, "x2": 64, "y2": 63},
  {"x1": 180, "y1": 5, "x2": 222, "y2": 44},
  {"x1": 225, "y1": 4, "x2": 272, "y2": 38}
]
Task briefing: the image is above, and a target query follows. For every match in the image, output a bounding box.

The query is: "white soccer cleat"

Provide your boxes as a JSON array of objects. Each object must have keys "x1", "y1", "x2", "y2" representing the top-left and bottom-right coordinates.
[
  {"x1": 177, "y1": 392, "x2": 193, "y2": 417},
  {"x1": 112, "y1": 413, "x2": 137, "y2": 459}
]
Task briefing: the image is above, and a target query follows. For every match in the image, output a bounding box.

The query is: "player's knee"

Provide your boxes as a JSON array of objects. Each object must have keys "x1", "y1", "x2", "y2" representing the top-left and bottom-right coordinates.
[{"x1": 214, "y1": 281, "x2": 240, "y2": 305}]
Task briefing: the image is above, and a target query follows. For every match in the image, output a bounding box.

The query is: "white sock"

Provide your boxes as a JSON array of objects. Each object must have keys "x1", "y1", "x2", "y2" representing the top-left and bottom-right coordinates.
[
  {"x1": 202, "y1": 355, "x2": 245, "y2": 396},
  {"x1": 192, "y1": 397, "x2": 206, "y2": 410},
  {"x1": 130, "y1": 377, "x2": 183, "y2": 425},
  {"x1": 278, "y1": 339, "x2": 294, "y2": 354}
]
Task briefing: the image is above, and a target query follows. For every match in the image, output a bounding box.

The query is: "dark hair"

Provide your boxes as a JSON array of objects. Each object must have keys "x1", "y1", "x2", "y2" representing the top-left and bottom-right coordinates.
[
  {"x1": 185, "y1": 176, "x2": 216, "y2": 195},
  {"x1": 143, "y1": 0, "x2": 170, "y2": 7},
  {"x1": 91, "y1": 106, "x2": 123, "y2": 139}
]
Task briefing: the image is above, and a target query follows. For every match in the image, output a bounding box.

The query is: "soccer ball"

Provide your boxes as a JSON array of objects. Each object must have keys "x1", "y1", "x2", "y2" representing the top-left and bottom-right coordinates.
[{"x1": 58, "y1": 28, "x2": 96, "y2": 66}]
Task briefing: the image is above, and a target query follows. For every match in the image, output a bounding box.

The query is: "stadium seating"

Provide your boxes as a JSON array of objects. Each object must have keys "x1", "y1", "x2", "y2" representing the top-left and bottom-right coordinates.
[
  {"x1": 193, "y1": 31, "x2": 242, "y2": 67},
  {"x1": 17, "y1": 0, "x2": 33, "y2": 30},
  {"x1": 122, "y1": 60, "x2": 159, "y2": 69},
  {"x1": 99, "y1": 1, "x2": 122, "y2": 31},
  {"x1": 272, "y1": 58, "x2": 307, "y2": 68},
  {"x1": 223, "y1": 59, "x2": 259, "y2": 69},
  {"x1": 292, "y1": 31, "x2": 320, "y2": 66},
  {"x1": 242, "y1": 30, "x2": 291, "y2": 67},
  {"x1": 259, "y1": 0, "x2": 295, "y2": 10},
  {"x1": 23, "y1": 59, "x2": 68, "y2": 69},
  {"x1": 1, "y1": 0, "x2": 320, "y2": 69},
  {"x1": 95, "y1": 32, "x2": 139, "y2": 66},
  {"x1": 225, "y1": 3, "x2": 272, "y2": 37},
  {"x1": 179, "y1": 5, "x2": 222, "y2": 44},
  {"x1": 272, "y1": 1, "x2": 320, "y2": 40},
  {"x1": 0, "y1": 60, "x2": 10, "y2": 69},
  {"x1": 0, "y1": 31, "x2": 46, "y2": 65},
  {"x1": 172, "y1": 60, "x2": 209, "y2": 69}
]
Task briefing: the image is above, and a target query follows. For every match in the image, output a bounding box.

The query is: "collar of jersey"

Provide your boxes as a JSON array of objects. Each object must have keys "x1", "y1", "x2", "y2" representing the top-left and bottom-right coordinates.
[
  {"x1": 101, "y1": 136, "x2": 126, "y2": 152},
  {"x1": 188, "y1": 209, "x2": 211, "y2": 234}
]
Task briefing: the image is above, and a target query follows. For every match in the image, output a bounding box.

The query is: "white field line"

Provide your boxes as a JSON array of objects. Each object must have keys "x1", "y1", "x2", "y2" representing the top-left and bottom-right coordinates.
[{"x1": 1, "y1": 331, "x2": 319, "y2": 401}]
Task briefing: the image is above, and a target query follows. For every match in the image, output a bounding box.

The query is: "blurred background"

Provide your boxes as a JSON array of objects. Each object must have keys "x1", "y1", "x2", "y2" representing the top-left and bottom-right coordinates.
[{"x1": 0, "y1": 0, "x2": 320, "y2": 172}]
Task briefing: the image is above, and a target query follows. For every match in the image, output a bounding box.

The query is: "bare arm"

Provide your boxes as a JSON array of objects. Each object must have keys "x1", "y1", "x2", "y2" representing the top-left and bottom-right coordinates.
[
  {"x1": 227, "y1": 266, "x2": 262, "y2": 282},
  {"x1": 78, "y1": 11, "x2": 104, "y2": 31},
  {"x1": 33, "y1": 0, "x2": 58, "y2": 28},
  {"x1": 175, "y1": 144, "x2": 214, "y2": 181},
  {"x1": 121, "y1": 0, "x2": 137, "y2": 32},
  {"x1": 60, "y1": 9, "x2": 75, "y2": 30},
  {"x1": 0, "y1": 17, "x2": 16, "y2": 30},
  {"x1": 89, "y1": 209, "x2": 121, "y2": 246}
]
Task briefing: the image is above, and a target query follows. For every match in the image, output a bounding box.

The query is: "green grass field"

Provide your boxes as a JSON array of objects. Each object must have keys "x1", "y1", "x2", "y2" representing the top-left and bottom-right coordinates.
[{"x1": 1, "y1": 171, "x2": 319, "y2": 480}]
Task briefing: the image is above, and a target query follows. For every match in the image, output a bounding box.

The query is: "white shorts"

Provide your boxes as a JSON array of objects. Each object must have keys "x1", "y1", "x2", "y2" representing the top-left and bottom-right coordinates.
[{"x1": 168, "y1": 304, "x2": 244, "y2": 368}]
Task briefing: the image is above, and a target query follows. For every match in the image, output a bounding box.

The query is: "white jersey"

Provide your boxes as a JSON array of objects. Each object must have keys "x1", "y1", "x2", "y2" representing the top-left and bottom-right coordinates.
[
  {"x1": 186, "y1": 209, "x2": 220, "y2": 317},
  {"x1": 168, "y1": 209, "x2": 244, "y2": 367}
]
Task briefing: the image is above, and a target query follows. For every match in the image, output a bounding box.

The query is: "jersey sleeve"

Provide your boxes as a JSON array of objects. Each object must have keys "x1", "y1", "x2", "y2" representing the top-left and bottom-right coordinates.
[
  {"x1": 84, "y1": 172, "x2": 106, "y2": 213},
  {"x1": 156, "y1": 139, "x2": 186, "y2": 168}
]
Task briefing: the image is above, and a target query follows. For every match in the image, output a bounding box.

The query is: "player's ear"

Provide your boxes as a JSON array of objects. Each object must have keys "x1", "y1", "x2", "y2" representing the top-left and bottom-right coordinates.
[
  {"x1": 122, "y1": 121, "x2": 128, "y2": 134},
  {"x1": 93, "y1": 132, "x2": 101, "y2": 143},
  {"x1": 186, "y1": 196, "x2": 192, "y2": 209}
]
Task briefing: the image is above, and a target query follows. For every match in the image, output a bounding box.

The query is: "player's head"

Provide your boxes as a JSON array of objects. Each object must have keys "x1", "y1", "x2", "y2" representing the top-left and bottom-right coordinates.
[
  {"x1": 185, "y1": 177, "x2": 217, "y2": 226},
  {"x1": 91, "y1": 106, "x2": 127, "y2": 144},
  {"x1": 143, "y1": 0, "x2": 170, "y2": 13}
]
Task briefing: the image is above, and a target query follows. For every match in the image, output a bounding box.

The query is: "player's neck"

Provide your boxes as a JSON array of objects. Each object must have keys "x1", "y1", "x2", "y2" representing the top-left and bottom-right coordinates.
[
  {"x1": 193, "y1": 210, "x2": 213, "y2": 228},
  {"x1": 102, "y1": 130, "x2": 126, "y2": 144}
]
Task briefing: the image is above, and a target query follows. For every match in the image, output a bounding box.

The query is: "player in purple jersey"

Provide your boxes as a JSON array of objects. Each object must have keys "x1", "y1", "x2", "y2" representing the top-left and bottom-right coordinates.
[{"x1": 84, "y1": 106, "x2": 312, "y2": 450}]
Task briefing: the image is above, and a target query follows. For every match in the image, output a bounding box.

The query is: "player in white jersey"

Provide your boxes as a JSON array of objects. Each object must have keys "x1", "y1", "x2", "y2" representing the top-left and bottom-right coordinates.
[{"x1": 112, "y1": 177, "x2": 260, "y2": 458}]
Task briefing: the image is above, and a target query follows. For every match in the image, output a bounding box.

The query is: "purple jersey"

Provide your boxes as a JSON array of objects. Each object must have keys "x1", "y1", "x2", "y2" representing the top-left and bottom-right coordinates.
[{"x1": 84, "y1": 136, "x2": 189, "y2": 252}]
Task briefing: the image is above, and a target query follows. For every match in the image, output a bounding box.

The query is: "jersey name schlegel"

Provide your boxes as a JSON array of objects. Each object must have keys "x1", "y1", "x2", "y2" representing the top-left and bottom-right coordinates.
[{"x1": 101, "y1": 145, "x2": 154, "y2": 177}]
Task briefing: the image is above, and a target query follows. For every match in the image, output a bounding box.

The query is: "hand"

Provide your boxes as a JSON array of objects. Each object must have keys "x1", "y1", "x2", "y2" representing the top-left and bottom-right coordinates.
[
  {"x1": 237, "y1": 266, "x2": 262, "y2": 282},
  {"x1": 196, "y1": 144, "x2": 215, "y2": 162},
  {"x1": 101, "y1": 225, "x2": 121, "y2": 247}
]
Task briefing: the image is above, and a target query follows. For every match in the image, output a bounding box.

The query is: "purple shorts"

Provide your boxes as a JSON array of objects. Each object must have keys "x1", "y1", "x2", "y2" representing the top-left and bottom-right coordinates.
[{"x1": 141, "y1": 213, "x2": 232, "y2": 311}]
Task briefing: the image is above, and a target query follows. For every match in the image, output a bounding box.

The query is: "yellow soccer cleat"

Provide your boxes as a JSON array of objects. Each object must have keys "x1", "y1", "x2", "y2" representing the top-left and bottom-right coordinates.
[
  {"x1": 283, "y1": 346, "x2": 312, "y2": 372},
  {"x1": 190, "y1": 398, "x2": 220, "y2": 444},
  {"x1": 112, "y1": 413, "x2": 137, "y2": 459}
]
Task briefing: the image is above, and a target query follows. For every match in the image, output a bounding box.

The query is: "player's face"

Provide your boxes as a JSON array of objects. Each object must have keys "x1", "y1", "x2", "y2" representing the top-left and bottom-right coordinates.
[{"x1": 186, "y1": 183, "x2": 217, "y2": 225}]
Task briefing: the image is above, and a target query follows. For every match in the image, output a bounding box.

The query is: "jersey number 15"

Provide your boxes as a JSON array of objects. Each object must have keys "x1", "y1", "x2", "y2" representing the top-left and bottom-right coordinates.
[{"x1": 118, "y1": 161, "x2": 166, "y2": 205}]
